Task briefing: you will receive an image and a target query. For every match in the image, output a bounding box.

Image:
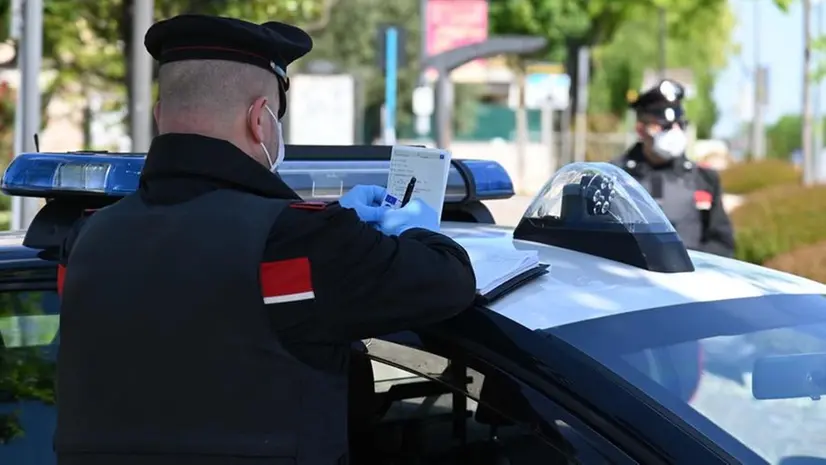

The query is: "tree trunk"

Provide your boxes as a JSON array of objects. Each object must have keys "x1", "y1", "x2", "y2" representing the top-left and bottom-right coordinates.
[{"x1": 565, "y1": 40, "x2": 580, "y2": 132}]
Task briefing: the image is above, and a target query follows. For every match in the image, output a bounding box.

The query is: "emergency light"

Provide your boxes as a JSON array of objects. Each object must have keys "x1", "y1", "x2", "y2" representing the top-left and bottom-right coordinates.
[
  {"x1": 514, "y1": 162, "x2": 694, "y2": 273},
  {"x1": 0, "y1": 147, "x2": 515, "y2": 204}
]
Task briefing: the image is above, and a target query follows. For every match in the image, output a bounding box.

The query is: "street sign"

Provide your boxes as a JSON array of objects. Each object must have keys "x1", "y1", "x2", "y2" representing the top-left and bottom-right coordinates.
[
  {"x1": 424, "y1": 0, "x2": 488, "y2": 82},
  {"x1": 511, "y1": 73, "x2": 570, "y2": 110},
  {"x1": 412, "y1": 86, "x2": 434, "y2": 116},
  {"x1": 289, "y1": 74, "x2": 355, "y2": 145}
]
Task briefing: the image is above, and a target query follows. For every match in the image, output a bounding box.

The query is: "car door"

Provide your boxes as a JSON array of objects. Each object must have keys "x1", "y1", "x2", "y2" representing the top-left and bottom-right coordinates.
[
  {"x1": 403, "y1": 306, "x2": 744, "y2": 465},
  {"x1": 355, "y1": 333, "x2": 634, "y2": 464}
]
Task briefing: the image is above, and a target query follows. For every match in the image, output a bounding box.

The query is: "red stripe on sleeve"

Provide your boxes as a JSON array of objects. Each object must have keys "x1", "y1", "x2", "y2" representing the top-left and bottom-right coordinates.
[
  {"x1": 260, "y1": 258, "x2": 315, "y2": 304},
  {"x1": 57, "y1": 264, "x2": 66, "y2": 297}
]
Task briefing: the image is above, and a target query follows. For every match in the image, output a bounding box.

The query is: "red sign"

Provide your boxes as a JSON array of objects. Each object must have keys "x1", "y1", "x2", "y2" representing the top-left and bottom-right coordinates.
[{"x1": 425, "y1": 0, "x2": 488, "y2": 80}]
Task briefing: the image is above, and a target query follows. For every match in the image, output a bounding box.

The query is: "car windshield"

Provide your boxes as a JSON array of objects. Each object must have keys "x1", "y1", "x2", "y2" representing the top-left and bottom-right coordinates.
[{"x1": 546, "y1": 294, "x2": 826, "y2": 465}]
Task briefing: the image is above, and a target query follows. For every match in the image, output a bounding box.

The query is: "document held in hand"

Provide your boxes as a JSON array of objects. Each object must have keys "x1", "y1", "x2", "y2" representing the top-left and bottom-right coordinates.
[{"x1": 382, "y1": 146, "x2": 452, "y2": 220}]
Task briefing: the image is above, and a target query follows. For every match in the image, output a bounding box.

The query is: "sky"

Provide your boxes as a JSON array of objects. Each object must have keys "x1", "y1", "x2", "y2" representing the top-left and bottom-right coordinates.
[{"x1": 713, "y1": 0, "x2": 819, "y2": 137}]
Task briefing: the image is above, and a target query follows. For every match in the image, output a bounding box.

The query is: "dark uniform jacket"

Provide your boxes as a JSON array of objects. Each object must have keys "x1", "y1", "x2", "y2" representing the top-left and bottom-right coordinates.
[
  {"x1": 54, "y1": 134, "x2": 477, "y2": 465},
  {"x1": 612, "y1": 143, "x2": 735, "y2": 257}
]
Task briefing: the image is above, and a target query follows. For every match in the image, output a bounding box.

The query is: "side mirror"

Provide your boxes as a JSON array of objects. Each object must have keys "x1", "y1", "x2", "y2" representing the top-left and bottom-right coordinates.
[
  {"x1": 752, "y1": 353, "x2": 826, "y2": 400},
  {"x1": 779, "y1": 457, "x2": 826, "y2": 465}
]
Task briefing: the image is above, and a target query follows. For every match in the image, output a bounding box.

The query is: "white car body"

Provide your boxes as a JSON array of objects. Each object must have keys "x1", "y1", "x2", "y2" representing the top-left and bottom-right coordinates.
[{"x1": 441, "y1": 221, "x2": 826, "y2": 329}]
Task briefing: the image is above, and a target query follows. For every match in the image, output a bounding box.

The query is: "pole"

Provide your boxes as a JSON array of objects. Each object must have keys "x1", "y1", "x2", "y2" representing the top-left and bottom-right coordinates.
[
  {"x1": 419, "y1": 0, "x2": 428, "y2": 85},
  {"x1": 13, "y1": 0, "x2": 43, "y2": 230},
  {"x1": 812, "y1": 1, "x2": 823, "y2": 171},
  {"x1": 817, "y1": 0, "x2": 826, "y2": 182},
  {"x1": 574, "y1": 47, "x2": 590, "y2": 163},
  {"x1": 10, "y1": 50, "x2": 23, "y2": 231},
  {"x1": 131, "y1": 0, "x2": 153, "y2": 151},
  {"x1": 383, "y1": 27, "x2": 398, "y2": 145},
  {"x1": 561, "y1": 105, "x2": 572, "y2": 165},
  {"x1": 433, "y1": 72, "x2": 452, "y2": 148},
  {"x1": 658, "y1": 7, "x2": 667, "y2": 79},
  {"x1": 541, "y1": 101, "x2": 556, "y2": 171},
  {"x1": 752, "y1": 0, "x2": 766, "y2": 160},
  {"x1": 514, "y1": 64, "x2": 528, "y2": 193},
  {"x1": 416, "y1": 0, "x2": 431, "y2": 139},
  {"x1": 804, "y1": 0, "x2": 815, "y2": 186}
]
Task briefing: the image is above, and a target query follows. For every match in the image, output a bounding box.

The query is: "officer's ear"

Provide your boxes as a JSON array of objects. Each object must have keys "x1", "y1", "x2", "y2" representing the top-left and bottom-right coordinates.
[
  {"x1": 153, "y1": 101, "x2": 161, "y2": 127},
  {"x1": 248, "y1": 96, "x2": 269, "y2": 144}
]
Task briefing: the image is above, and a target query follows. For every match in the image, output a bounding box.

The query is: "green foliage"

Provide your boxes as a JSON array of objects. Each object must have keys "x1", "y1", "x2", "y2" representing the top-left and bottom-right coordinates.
[
  {"x1": 587, "y1": 0, "x2": 733, "y2": 135},
  {"x1": 773, "y1": 0, "x2": 795, "y2": 11},
  {"x1": 765, "y1": 114, "x2": 826, "y2": 160},
  {"x1": 732, "y1": 184, "x2": 826, "y2": 264},
  {"x1": 719, "y1": 159, "x2": 801, "y2": 195},
  {"x1": 488, "y1": 0, "x2": 591, "y2": 61},
  {"x1": 0, "y1": 0, "x2": 337, "y2": 132}
]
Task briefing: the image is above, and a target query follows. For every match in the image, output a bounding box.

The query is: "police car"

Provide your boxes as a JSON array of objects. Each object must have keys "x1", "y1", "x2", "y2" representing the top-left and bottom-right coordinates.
[{"x1": 0, "y1": 146, "x2": 825, "y2": 465}]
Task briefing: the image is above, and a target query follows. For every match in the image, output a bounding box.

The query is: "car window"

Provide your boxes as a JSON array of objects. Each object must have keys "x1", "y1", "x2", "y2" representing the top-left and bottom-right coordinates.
[
  {"x1": 357, "y1": 337, "x2": 627, "y2": 464},
  {"x1": 623, "y1": 328, "x2": 826, "y2": 465},
  {"x1": 549, "y1": 295, "x2": 826, "y2": 465},
  {"x1": 0, "y1": 290, "x2": 59, "y2": 465}
]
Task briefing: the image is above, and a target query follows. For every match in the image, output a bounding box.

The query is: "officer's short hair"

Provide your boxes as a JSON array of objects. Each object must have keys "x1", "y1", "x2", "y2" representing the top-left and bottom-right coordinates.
[{"x1": 158, "y1": 60, "x2": 280, "y2": 115}]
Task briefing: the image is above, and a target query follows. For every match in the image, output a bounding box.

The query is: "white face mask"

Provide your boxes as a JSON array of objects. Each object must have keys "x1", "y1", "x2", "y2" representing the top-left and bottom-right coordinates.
[
  {"x1": 651, "y1": 128, "x2": 687, "y2": 159},
  {"x1": 255, "y1": 104, "x2": 284, "y2": 172}
]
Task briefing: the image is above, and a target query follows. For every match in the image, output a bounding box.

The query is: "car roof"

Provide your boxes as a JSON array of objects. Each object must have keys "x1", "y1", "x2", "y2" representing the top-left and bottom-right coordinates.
[
  {"x1": 2, "y1": 222, "x2": 824, "y2": 332},
  {"x1": 441, "y1": 221, "x2": 826, "y2": 331}
]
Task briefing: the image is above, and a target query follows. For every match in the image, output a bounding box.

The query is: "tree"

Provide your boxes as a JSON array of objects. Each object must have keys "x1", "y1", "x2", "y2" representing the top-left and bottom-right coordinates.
[
  {"x1": 765, "y1": 114, "x2": 826, "y2": 160},
  {"x1": 0, "y1": 0, "x2": 340, "y2": 140},
  {"x1": 308, "y1": 0, "x2": 481, "y2": 141},
  {"x1": 489, "y1": 0, "x2": 732, "y2": 133},
  {"x1": 587, "y1": 0, "x2": 734, "y2": 137}
]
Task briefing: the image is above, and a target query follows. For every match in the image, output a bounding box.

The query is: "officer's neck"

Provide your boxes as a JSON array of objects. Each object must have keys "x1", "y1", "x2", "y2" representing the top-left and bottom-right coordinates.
[{"x1": 641, "y1": 145, "x2": 674, "y2": 168}]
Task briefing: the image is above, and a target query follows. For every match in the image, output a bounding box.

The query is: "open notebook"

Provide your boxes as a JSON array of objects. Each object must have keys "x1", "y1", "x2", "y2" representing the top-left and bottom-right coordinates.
[{"x1": 463, "y1": 243, "x2": 549, "y2": 301}]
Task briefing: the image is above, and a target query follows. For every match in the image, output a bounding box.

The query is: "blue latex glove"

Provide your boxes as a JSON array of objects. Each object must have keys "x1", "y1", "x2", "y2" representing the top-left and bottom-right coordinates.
[
  {"x1": 378, "y1": 199, "x2": 439, "y2": 236},
  {"x1": 339, "y1": 185, "x2": 389, "y2": 223}
]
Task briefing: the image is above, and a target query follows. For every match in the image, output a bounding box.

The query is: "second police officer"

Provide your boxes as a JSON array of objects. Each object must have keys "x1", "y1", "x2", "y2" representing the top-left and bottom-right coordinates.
[
  {"x1": 54, "y1": 14, "x2": 477, "y2": 465},
  {"x1": 612, "y1": 79, "x2": 736, "y2": 257}
]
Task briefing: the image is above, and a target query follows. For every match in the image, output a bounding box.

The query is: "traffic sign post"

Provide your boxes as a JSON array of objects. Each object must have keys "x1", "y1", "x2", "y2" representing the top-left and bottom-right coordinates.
[{"x1": 378, "y1": 25, "x2": 404, "y2": 144}]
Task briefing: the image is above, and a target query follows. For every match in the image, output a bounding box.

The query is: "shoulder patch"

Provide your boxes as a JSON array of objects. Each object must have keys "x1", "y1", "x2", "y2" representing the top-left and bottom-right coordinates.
[{"x1": 289, "y1": 201, "x2": 329, "y2": 211}]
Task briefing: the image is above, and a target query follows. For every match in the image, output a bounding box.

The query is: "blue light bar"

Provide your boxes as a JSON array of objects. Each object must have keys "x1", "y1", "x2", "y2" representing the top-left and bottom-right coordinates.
[{"x1": 1, "y1": 151, "x2": 515, "y2": 203}]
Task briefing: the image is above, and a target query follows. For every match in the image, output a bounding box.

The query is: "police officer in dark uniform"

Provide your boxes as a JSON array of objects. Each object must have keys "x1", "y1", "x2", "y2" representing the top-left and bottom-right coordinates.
[
  {"x1": 612, "y1": 79, "x2": 735, "y2": 257},
  {"x1": 54, "y1": 15, "x2": 477, "y2": 465}
]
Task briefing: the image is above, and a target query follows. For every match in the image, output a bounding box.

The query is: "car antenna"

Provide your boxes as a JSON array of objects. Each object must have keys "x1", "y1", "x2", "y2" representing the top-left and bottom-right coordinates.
[{"x1": 33, "y1": 133, "x2": 40, "y2": 152}]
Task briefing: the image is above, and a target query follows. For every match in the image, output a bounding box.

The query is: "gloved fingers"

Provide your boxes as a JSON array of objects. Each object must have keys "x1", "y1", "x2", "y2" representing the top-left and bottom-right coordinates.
[
  {"x1": 359, "y1": 205, "x2": 391, "y2": 224},
  {"x1": 341, "y1": 185, "x2": 388, "y2": 208},
  {"x1": 361, "y1": 185, "x2": 388, "y2": 206}
]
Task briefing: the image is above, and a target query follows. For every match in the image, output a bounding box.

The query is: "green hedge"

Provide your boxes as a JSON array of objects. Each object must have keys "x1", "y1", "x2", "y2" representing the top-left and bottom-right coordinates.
[
  {"x1": 719, "y1": 159, "x2": 801, "y2": 195},
  {"x1": 732, "y1": 184, "x2": 826, "y2": 264},
  {"x1": 764, "y1": 240, "x2": 826, "y2": 284}
]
